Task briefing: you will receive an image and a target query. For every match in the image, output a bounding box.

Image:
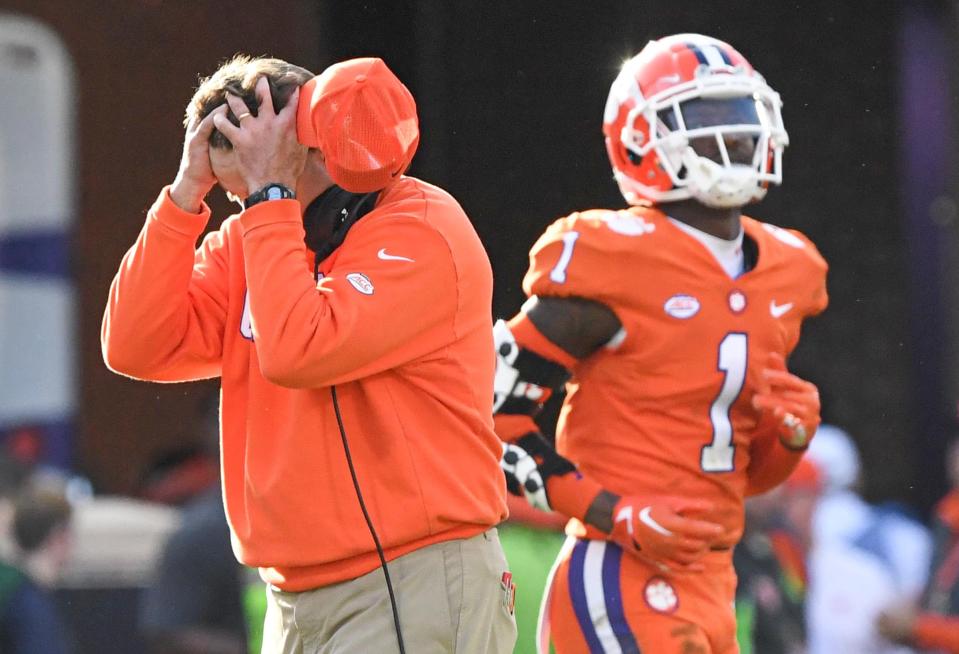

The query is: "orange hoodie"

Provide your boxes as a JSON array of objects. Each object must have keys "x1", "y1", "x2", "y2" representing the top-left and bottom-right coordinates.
[{"x1": 102, "y1": 177, "x2": 507, "y2": 590}]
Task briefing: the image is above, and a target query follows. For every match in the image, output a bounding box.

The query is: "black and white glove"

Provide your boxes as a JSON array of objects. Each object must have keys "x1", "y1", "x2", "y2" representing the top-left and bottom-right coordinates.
[
  {"x1": 501, "y1": 440, "x2": 551, "y2": 511},
  {"x1": 500, "y1": 432, "x2": 580, "y2": 513}
]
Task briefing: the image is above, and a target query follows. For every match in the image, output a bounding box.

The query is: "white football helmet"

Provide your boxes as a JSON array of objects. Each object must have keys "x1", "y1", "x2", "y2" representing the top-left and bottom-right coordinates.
[{"x1": 603, "y1": 33, "x2": 789, "y2": 208}]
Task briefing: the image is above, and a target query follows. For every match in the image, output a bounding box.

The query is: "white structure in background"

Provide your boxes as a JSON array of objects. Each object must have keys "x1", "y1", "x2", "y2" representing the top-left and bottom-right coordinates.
[
  {"x1": 805, "y1": 424, "x2": 932, "y2": 654},
  {"x1": 57, "y1": 496, "x2": 181, "y2": 589},
  {"x1": 0, "y1": 14, "x2": 75, "y2": 441}
]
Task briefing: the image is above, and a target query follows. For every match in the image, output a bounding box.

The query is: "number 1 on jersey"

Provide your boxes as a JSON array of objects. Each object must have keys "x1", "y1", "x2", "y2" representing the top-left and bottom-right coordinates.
[
  {"x1": 549, "y1": 231, "x2": 580, "y2": 283},
  {"x1": 701, "y1": 333, "x2": 748, "y2": 472}
]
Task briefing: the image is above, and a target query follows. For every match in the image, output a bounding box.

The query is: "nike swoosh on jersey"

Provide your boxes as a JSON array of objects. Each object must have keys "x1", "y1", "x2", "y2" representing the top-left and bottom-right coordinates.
[
  {"x1": 377, "y1": 248, "x2": 415, "y2": 262},
  {"x1": 769, "y1": 300, "x2": 794, "y2": 318},
  {"x1": 639, "y1": 506, "x2": 674, "y2": 536}
]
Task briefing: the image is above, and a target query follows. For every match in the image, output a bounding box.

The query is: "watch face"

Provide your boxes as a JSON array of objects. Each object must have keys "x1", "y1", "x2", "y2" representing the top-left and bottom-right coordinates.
[{"x1": 245, "y1": 184, "x2": 292, "y2": 209}]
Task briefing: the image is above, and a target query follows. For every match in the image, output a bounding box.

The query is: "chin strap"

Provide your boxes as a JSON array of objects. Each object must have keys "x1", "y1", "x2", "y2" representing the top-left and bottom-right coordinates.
[{"x1": 681, "y1": 147, "x2": 765, "y2": 208}]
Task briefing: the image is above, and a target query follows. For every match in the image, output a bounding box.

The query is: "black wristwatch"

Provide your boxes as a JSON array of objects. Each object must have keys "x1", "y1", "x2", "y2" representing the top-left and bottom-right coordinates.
[{"x1": 244, "y1": 183, "x2": 296, "y2": 209}]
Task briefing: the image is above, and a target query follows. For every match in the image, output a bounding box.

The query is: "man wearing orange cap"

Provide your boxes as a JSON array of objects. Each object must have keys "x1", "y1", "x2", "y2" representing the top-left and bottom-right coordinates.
[{"x1": 102, "y1": 55, "x2": 516, "y2": 653}]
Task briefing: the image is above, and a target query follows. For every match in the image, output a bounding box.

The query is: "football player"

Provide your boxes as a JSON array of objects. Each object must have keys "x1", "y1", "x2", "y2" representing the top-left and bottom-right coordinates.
[{"x1": 495, "y1": 33, "x2": 827, "y2": 653}]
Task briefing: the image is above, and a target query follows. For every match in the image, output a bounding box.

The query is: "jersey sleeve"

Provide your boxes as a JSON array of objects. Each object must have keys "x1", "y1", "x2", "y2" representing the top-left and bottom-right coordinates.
[
  {"x1": 791, "y1": 228, "x2": 829, "y2": 319},
  {"x1": 745, "y1": 424, "x2": 807, "y2": 496},
  {"x1": 765, "y1": 224, "x2": 828, "y2": 321},
  {"x1": 522, "y1": 212, "x2": 632, "y2": 307},
  {"x1": 101, "y1": 187, "x2": 229, "y2": 382},
  {"x1": 758, "y1": 222, "x2": 829, "y2": 355}
]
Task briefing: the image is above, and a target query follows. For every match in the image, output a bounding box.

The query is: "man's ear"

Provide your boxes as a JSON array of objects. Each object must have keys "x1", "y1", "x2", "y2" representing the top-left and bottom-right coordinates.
[{"x1": 305, "y1": 149, "x2": 333, "y2": 183}]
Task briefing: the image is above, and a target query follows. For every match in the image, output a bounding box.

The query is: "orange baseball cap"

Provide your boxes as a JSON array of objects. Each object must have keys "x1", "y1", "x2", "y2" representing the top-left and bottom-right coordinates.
[{"x1": 296, "y1": 57, "x2": 420, "y2": 193}]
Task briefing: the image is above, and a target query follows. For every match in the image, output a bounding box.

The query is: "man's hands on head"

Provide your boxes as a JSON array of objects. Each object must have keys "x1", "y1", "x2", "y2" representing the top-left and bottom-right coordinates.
[
  {"x1": 607, "y1": 495, "x2": 724, "y2": 572},
  {"x1": 170, "y1": 105, "x2": 228, "y2": 213},
  {"x1": 213, "y1": 77, "x2": 307, "y2": 197},
  {"x1": 751, "y1": 352, "x2": 821, "y2": 450}
]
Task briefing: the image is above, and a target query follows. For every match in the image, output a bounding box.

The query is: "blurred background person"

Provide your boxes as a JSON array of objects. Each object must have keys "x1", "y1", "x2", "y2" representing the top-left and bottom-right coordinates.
[
  {"x1": 138, "y1": 394, "x2": 248, "y2": 654},
  {"x1": 735, "y1": 460, "x2": 816, "y2": 654},
  {"x1": 137, "y1": 484, "x2": 248, "y2": 654},
  {"x1": 135, "y1": 443, "x2": 219, "y2": 509},
  {"x1": 0, "y1": 482, "x2": 74, "y2": 653},
  {"x1": 0, "y1": 451, "x2": 33, "y2": 561},
  {"x1": 807, "y1": 424, "x2": 932, "y2": 602},
  {"x1": 878, "y1": 437, "x2": 959, "y2": 653},
  {"x1": 804, "y1": 424, "x2": 924, "y2": 653}
]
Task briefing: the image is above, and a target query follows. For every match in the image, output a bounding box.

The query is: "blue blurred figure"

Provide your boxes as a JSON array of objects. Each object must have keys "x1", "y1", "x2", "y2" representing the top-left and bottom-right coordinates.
[{"x1": 0, "y1": 481, "x2": 74, "y2": 653}]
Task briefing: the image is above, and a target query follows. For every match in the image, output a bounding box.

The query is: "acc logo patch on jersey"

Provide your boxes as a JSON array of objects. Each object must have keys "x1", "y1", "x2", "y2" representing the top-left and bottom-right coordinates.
[
  {"x1": 346, "y1": 273, "x2": 374, "y2": 295},
  {"x1": 644, "y1": 576, "x2": 679, "y2": 613},
  {"x1": 664, "y1": 294, "x2": 700, "y2": 319}
]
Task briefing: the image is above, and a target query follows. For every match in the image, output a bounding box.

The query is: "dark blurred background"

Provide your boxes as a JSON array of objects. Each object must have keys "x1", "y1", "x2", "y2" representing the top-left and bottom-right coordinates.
[{"x1": 0, "y1": 0, "x2": 955, "y2": 515}]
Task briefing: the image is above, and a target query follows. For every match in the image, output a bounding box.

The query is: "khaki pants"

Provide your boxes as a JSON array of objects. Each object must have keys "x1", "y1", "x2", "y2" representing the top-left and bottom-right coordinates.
[{"x1": 261, "y1": 528, "x2": 517, "y2": 654}]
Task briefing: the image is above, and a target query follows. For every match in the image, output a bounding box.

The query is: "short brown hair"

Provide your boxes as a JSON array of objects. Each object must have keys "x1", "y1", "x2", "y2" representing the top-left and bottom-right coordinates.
[
  {"x1": 13, "y1": 485, "x2": 71, "y2": 553},
  {"x1": 185, "y1": 54, "x2": 314, "y2": 149}
]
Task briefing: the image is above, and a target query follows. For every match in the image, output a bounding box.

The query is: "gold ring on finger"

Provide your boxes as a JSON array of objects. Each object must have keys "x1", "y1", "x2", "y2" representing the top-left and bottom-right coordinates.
[{"x1": 236, "y1": 112, "x2": 251, "y2": 121}]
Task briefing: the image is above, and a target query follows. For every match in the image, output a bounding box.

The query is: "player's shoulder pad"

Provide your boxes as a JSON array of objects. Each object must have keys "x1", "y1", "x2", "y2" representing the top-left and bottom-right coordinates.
[
  {"x1": 745, "y1": 218, "x2": 827, "y2": 274},
  {"x1": 523, "y1": 207, "x2": 662, "y2": 301},
  {"x1": 536, "y1": 207, "x2": 661, "y2": 251},
  {"x1": 746, "y1": 217, "x2": 828, "y2": 316}
]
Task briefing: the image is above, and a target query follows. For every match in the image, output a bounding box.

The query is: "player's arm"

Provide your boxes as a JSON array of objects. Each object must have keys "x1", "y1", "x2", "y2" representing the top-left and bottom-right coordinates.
[
  {"x1": 495, "y1": 295, "x2": 620, "y2": 520},
  {"x1": 745, "y1": 352, "x2": 821, "y2": 496},
  {"x1": 496, "y1": 297, "x2": 723, "y2": 569}
]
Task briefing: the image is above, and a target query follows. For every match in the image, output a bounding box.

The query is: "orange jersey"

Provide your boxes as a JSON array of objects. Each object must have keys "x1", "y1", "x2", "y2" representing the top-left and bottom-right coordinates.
[
  {"x1": 102, "y1": 177, "x2": 507, "y2": 590},
  {"x1": 523, "y1": 206, "x2": 827, "y2": 544}
]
